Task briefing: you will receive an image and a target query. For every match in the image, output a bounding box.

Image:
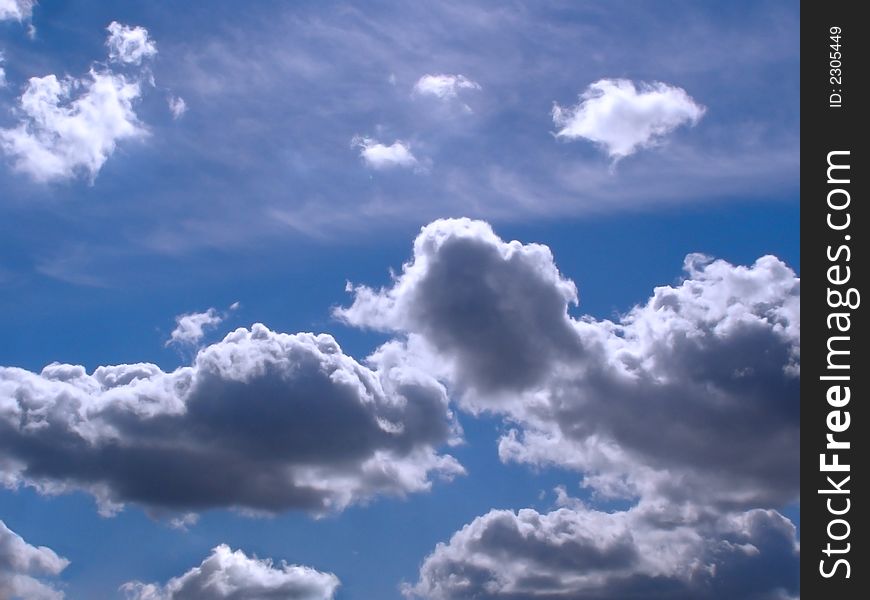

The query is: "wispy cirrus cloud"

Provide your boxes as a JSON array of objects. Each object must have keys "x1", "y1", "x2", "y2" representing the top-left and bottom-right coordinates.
[
  {"x1": 167, "y1": 95, "x2": 187, "y2": 119},
  {"x1": 412, "y1": 73, "x2": 480, "y2": 100},
  {"x1": 553, "y1": 78, "x2": 705, "y2": 159},
  {"x1": 352, "y1": 136, "x2": 419, "y2": 170},
  {"x1": 0, "y1": 0, "x2": 35, "y2": 22}
]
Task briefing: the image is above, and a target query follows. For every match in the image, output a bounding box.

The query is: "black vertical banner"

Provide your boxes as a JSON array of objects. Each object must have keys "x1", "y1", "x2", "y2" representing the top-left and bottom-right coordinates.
[{"x1": 802, "y1": 2, "x2": 866, "y2": 597}]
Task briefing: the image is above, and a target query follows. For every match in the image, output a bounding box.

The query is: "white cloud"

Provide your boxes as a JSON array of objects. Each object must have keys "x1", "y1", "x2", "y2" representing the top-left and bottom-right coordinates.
[
  {"x1": 167, "y1": 308, "x2": 223, "y2": 347},
  {"x1": 0, "y1": 324, "x2": 463, "y2": 516},
  {"x1": 553, "y1": 78, "x2": 705, "y2": 159},
  {"x1": 338, "y1": 218, "x2": 799, "y2": 510},
  {"x1": 1, "y1": 23, "x2": 157, "y2": 182},
  {"x1": 106, "y1": 21, "x2": 157, "y2": 66},
  {"x1": 167, "y1": 95, "x2": 187, "y2": 119},
  {"x1": 167, "y1": 513, "x2": 199, "y2": 531},
  {"x1": 406, "y1": 501, "x2": 799, "y2": 600},
  {"x1": 0, "y1": 71, "x2": 147, "y2": 181},
  {"x1": 0, "y1": 53, "x2": 6, "y2": 88},
  {"x1": 0, "y1": 0, "x2": 35, "y2": 22},
  {"x1": 0, "y1": 520, "x2": 68, "y2": 600},
  {"x1": 122, "y1": 544, "x2": 339, "y2": 600},
  {"x1": 412, "y1": 74, "x2": 480, "y2": 100},
  {"x1": 352, "y1": 136, "x2": 418, "y2": 170}
]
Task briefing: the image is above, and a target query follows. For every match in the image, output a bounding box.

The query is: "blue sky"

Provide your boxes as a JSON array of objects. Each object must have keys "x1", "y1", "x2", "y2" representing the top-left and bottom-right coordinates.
[{"x1": 1, "y1": 2, "x2": 799, "y2": 599}]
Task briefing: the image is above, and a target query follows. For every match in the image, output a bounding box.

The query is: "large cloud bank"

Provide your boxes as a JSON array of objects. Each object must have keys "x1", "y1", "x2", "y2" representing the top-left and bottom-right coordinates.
[
  {"x1": 0, "y1": 325, "x2": 462, "y2": 516},
  {"x1": 338, "y1": 218, "x2": 799, "y2": 598}
]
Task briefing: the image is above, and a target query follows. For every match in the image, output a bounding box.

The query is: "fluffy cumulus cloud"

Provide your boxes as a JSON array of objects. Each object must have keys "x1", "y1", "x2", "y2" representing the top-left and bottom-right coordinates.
[
  {"x1": 0, "y1": 324, "x2": 463, "y2": 516},
  {"x1": 553, "y1": 79, "x2": 705, "y2": 159},
  {"x1": 340, "y1": 218, "x2": 800, "y2": 597},
  {"x1": 0, "y1": 0, "x2": 35, "y2": 22},
  {"x1": 406, "y1": 500, "x2": 799, "y2": 600},
  {"x1": 0, "y1": 520, "x2": 68, "y2": 600},
  {"x1": 167, "y1": 308, "x2": 224, "y2": 347},
  {"x1": 413, "y1": 74, "x2": 481, "y2": 100},
  {"x1": 352, "y1": 136, "x2": 418, "y2": 170},
  {"x1": 122, "y1": 544, "x2": 339, "y2": 600},
  {"x1": 339, "y1": 218, "x2": 800, "y2": 509},
  {"x1": 0, "y1": 22, "x2": 155, "y2": 182},
  {"x1": 106, "y1": 21, "x2": 158, "y2": 66}
]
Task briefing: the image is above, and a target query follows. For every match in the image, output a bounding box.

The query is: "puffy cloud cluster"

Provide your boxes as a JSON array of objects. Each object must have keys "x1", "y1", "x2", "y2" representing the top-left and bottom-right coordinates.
[
  {"x1": 351, "y1": 136, "x2": 418, "y2": 170},
  {"x1": 106, "y1": 22, "x2": 157, "y2": 66},
  {"x1": 0, "y1": 324, "x2": 463, "y2": 516},
  {"x1": 0, "y1": 0, "x2": 35, "y2": 22},
  {"x1": 553, "y1": 79, "x2": 705, "y2": 159},
  {"x1": 413, "y1": 74, "x2": 481, "y2": 100},
  {"x1": 406, "y1": 500, "x2": 799, "y2": 600},
  {"x1": 340, "y1": 218, "x2": 800, "y2": 598},
  {"x1": 122, "y1": 544, "x2": 339, "y2": 600},
  {"x1": 0, "y1": 520, "x2": 68, "y2": 600},
  {"x1": 0, "y1": 21, "x2": 155, "y2": 182},
  {"x1": 340, "y1": 218, "x2": 800, "y2": 509}
]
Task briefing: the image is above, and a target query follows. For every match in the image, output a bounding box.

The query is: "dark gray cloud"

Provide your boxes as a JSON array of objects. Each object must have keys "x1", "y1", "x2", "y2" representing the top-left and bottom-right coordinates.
[
  {"x1": 122, "y1": 544, "x2": 339, "y2": 600},
  {"x1": 0, "y1": 325, "x2": 463, "y2": 516},
  {"x1": 337, "y1": 218, "x2": 584, "y2": 394},
  {"x1": 340, "y1": 218, "x2": 800, "y2": 509},
  {"x1": 121, "y1": 544, "x2": 339, "y2": 600},
  {"x1": 0, "y1": 520, "x2": 68, "y2": 600},
  {"x1": 405, "y1": 501, "x2": 799, "y2": 600}
]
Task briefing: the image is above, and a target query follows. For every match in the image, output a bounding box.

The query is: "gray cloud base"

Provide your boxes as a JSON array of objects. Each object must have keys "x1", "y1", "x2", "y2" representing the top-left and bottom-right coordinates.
[
  {"x1": 0, "y1": 520, "x2": 68, "y2": 600},
  {"x1": 340, "y1": 218, "x2": 800, "y2": 509},
  {"x1": 0, "y1": 325, "x2": 462, "y2": 515},
  {"x1": 339, "y1": 218, "x2": 799, "y2": 598},
  {"x1": 405, "y1": 502, "x2": 799, "y2": 600}
]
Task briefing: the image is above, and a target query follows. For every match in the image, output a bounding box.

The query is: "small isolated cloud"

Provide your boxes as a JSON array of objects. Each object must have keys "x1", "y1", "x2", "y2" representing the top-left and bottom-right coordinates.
[
  {"x1": 167, "y1": 513, "x2": 199, "y2": 531},
  {"x1": 0, "y1": 324, "x2": 463, "y2": 516},
  {"x1": 167, "y1": 95, "x2": 187, "y2": 119},
  {"x1": 122, "y1": 544, "x2": 339, "y2": 600},
  {"x1": 0, "y1": 53, "x2": 6, "y2": 88},
  {"x1": 0, "y1": 71, "x2": 146, "y2": 181},
  {"x1": 167, "y1": 308, "x2": 223, "y2": 347},
  {"x1": 412, "y1": 74, "x2": 480, "y2": 100},
  {"x1": 106, "y1": 21, "x2": 157, "y2": 66},
  {"x1": 553, "y1": 78, "x2": 705, "y2": 159},
  {"x1": 0, "y1": 520, "x2": 69, "y2": 600},
  {"x1": 0, "y1": 0, "x2": 35, "y2": 22},
  {"x1": 0, "y1": 23, "x2": 156, "y2": 182},
  {"x1": 352, "y1": 136, "x2": 418, "y2": 170}
]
